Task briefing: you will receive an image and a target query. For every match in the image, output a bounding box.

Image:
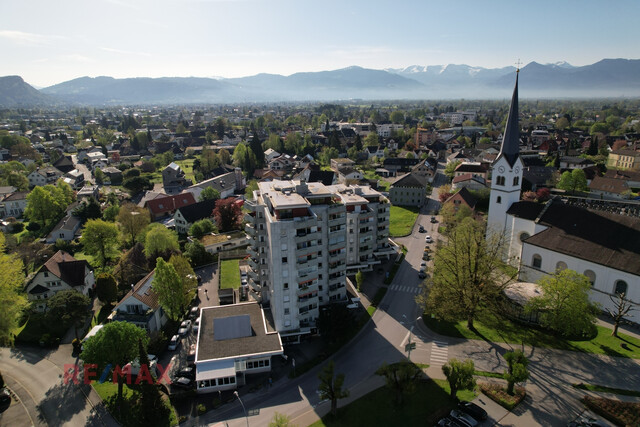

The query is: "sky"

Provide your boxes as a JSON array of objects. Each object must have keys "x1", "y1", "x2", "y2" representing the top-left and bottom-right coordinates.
[{"x1": 2, "y1": 0, "x2": 640, "y2": 88}]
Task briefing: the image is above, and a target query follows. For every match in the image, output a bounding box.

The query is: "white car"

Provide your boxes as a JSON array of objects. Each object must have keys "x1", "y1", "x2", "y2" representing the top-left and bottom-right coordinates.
[
  {"x1": 425, "y1": 235, "x2": 433, "y2": 243},
  {"x1": 420, "y1": 261, "x2": 427, "y2": 271},
  {"x1": 193, "y1": 316, "x2": 201, "y2": 333},
  {"x1": 168, "y1": 335, "x2": 180, "y2": 351},
  {"x1": 178, "y1": 320, "x2": 192, "y2": 336}
]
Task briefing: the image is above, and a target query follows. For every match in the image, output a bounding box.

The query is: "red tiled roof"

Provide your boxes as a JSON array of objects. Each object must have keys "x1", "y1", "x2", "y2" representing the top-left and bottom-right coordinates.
[{"x1": 145, "y1": 193, "x2": 196, "y2": 216}]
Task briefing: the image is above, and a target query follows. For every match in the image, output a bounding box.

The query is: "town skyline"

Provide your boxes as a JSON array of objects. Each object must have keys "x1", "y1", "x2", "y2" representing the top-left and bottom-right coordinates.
[{"x1": 2, "y1": 0, "x2": 640, "y2": 87}]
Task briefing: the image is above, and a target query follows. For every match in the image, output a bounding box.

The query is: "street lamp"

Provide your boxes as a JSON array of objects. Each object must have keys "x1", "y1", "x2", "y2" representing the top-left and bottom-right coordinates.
[{"x1": 233, "y1": 391, "x2": 249, "y2": 427}]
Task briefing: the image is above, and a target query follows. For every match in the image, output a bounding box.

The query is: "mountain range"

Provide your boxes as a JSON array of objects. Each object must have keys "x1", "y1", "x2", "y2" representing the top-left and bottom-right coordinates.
[{"x1": 2, "y1": 58, "x2": 640, "y2": 107}]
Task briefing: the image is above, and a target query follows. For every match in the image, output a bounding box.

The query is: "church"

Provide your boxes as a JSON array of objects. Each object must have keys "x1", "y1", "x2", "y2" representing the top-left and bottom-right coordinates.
[{"x1": 486, "y1": 71, "x2": 640, "y2": 317}]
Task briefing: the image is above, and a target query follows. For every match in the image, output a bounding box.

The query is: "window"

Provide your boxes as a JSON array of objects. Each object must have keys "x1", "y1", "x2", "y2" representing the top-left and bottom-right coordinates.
[
  {"x1": 281, "y1": 244, "x2": 287, "y2": 251},
  {"x1": 513, "y1": 177, "x2": 519, "y2": 186},
  {"x1": 283, "y1": 282, "x2": 288, "y2": 289},
  {"x1": 584, "y1": 270, "x2": 596, "y2": 286},
  {"x1": 496, "y1": 176, "x2": 505, "y2": 186},
  {"x1": 496, "y1": 196, "x2": 502, "y2": 204},
  {"x1": 555, "y1": 261, "x2": 567, "y2": 272},
  {"x1": 614, "y1": 280, "x2": 628, "y2": 296},
  {"x1": 532, "y1": 254, "x2": 542, "y2": 269},
  {"x1": 284, "y1": 308, "x2": 289, "y2": 315},
  {"x1": 44, "y1": 272, "x2": 49, "y2": 278},
  {"x1": 519, "y1": 232, "x2": 530, "y2": 242},
  {"x1": 282, "y1": 257, "x2": 288, "y2": 264}
]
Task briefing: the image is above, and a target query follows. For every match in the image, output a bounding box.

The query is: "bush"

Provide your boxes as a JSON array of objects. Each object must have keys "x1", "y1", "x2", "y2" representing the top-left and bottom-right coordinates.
[
  {"x1": 197, "y1": 403, "x2": 206, "y2": 415},
  {"x1": 26, "y1": 222, "x2": 41, "y2": 231},
  {"x1": 10, "y1": 222, "x2": 24, "y2": 233},
  {"x1": 147, "y1": 332, "x2": 168, "y2": 355},
  {"x1": 582, "y1": 395, "x2": 640, "y2": 427},
  {"x1": 479, "y1": 382, "x2": 526, "y2": 410}
]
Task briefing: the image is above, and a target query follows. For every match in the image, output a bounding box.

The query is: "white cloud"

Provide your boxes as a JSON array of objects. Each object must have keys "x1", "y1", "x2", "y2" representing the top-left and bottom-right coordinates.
[
  {"x1": 0, "y1": 30, "x2": 63, "y2": 45},
  {"x1": 101, "y1": 47, "x2": 152, "y2": 57}
]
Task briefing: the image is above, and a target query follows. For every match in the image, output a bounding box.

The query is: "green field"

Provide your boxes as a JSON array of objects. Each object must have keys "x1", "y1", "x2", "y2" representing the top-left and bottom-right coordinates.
[
  {"x1": 389, "y1": 205, "x2": 420, "y2": 237},
  {"x1": 309, "y1": 378, "x2": 476, "y2": 427},
  {"x1": 175, "y1": 159, "x2": 196, "y2": 183},
  {"x1": 219, "y1": 259, "x2": 241, "y2": 289}
]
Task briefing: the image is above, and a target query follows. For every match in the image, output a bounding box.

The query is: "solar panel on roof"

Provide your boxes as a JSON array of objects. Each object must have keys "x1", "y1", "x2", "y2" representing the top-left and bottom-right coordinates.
[{"x1": 214, "y1": 315, "x2": 252, "y2": 341}]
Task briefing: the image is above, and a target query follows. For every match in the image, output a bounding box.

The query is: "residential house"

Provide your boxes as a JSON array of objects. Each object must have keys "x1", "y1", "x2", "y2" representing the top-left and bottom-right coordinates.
[
  {"x1": 52, "y1": 156, "x2": 75, "y2": 173},
  {"x1": 145, "y1": 192, "x2": 197, "y2": 220},
  {"x1": 186, "y1": 169, "x2": 244, "y2": 201},
  {"x1": 389, "y1": 173, "x2": 427, "y2": 207},
  {"x1": 109, "y1": 271, "x2": 168, "y2": 333},
  {"x1": 589, "y1": 176, "x2": 630, "y2": 200},
  {"x1": 604, "y1": 169, "x2": 640, "y2": 189},
  {"x1": 101, "y1": 167, "x2": 123, "y2": 185},
  {"x1": 411, "y1": 158, "x2": 437, "y2": 183},
  {"x1": 330, "y1": 158, "x2": 355, "y2": 172},
  {"x1": 443, "y1": 187, "x2": 477, "y2": 212},
  {"x1": 306, "y1": 170, "x2": 336, "y2": 186},
  {"x1": 163, "y1": 162, "x2": 191, "y2": 191},
  {"x1": 607, "y1": 148, "x2": 640, "y2": 171},
  {"x1": 452, "y1": 173, "x2": 488, "y2": 191},
  {"x1": 194, "y1": 302, "x2": 283, "y2": 393},
  {"x1": 77, "y1": 185, "x2": 100, "y2": 201},
  {"x1": 173, "y1": 198, "x2": 217, "y2": 235},
  {"x1": 337, "y1": 167, "x2": 363, "y2": 185},
  {"x1": 264, "y1": 149, "x2": 281, "y2": 163},
  {"x1": 25, "y1": 251, "x2": 95, "y2": 312},
  {"x1": 453, "y1": 162, "x2": 489, "y2": 180},
  {"x1": 268, "y1": 155, "x2": 293, "y2": 171},
  {"x1": 28, "y1": 166, "x2": 63, "y2": 187},
  {"x1": 63, "y1": 169, "x2": 85, "y2": 190},
  {"x1": 560, "y1": 156, "x2": 595, "y2": 170},
  {"x1": 365, "y1": 146, "x2": 385, "y2": 160},
  {"x1": 199, "y1": 231, "x2": 249, "y2": 254},
  {"x1": 382, "y1": 157, "x2": 420, "y2": 173},
  {"x1": 1, "y1": 191, "x2": 28, "y2": 218},
  {"x1": 46, "y1": 212, "x2": 83, "y2": 243}
]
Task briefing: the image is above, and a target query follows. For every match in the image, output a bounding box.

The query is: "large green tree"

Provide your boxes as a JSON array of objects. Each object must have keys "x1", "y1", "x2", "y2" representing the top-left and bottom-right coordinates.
[
  {"x1": 81, "y1": 322, "x2": 148, "y2": 414},
  {"x1": 0, "y1": 234, "x2": 27, "y2": 345},
  {"x1": 137, "y1": 338, "x2": 169, "y2": 425},
  {"x1": 556, "y1": 169, "x2": 588, "y2": 193},
  {"x1": 189, "y1": 219, "x2": 215, "y2": 239},
  {"x1": 442, "y1": 358, "x2": 476, "y2": 400},
  {"x1": 117, "y1": 203, "x2": 151, "y2": 246},
  {"x1": 95, "y1": 273, "x2": 118, "y2": 306},
  {"x1": 418, "y1": 217, "x2": 513, "y2": 329},
  {"x1": 168, "y1": 254, "x2": 197, "y2": 303},
  {"x1": 143, "y1": 223, "x2": 179, "y2": 260},
  {"x1": 152, "y1": 258, "x2": 189, "y2": 321},
  {"x1": 46, "y1": 289, "x2": 91, "y2": 339},
  {"x1": 81, "y1": 219, "x2": 120, "y2": 268},
  {"x1": 525, "y1": 269, "x2": 599, "y2": 337},
  {"x1": 317, "y1": 361, "x2": 349, "y2": 417},
  {"x1": 24, "y1": 183, "x2": 72, "y2": 226},
  {"x1": 198, "y1": 186, "x2": 220, "y2": 202},
  {"x1": 375, "y1": 361, "x2": 422, "y2": 406}
]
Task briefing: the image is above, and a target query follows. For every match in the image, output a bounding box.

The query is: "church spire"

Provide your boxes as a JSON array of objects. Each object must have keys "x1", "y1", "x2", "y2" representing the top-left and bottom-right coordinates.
[{"x1": 498, "y1": 71, "x2": 520, "y2": 167}]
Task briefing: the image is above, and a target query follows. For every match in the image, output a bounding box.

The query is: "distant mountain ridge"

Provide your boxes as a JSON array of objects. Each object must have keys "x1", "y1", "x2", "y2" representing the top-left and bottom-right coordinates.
[{"x1": 1, "y1": 58, "x2": 640, "y2": 106}]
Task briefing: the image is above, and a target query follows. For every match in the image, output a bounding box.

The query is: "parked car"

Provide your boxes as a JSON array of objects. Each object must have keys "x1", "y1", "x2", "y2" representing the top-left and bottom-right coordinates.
[
  {"x1": 193, "y1": 316, "x2": 201, "y2": 333},
  {"x1": 178, "y1": 320, "x2": 192, "y2": 336},
  {"x1": 172, "y1": 376, "x2": 194, "y2": 390},
  {"x1": 420, "y1": 261, "x2": 427, "y2": 271},
  {"x1": 0, "y1": 388, "x2": 11, "y2": 406},
  {"x1": 458, "y1": 401, "x2": 487, "y2": 421},
  {"x1": 187, "y1": 344, "x2": 196, "y2": 363},
  {"x1": 168, "y1": 335, "x2": 180, "y2": 351},
  {"x1": 418, "y1": 271, "x2": 427, "y2": 279},
  {"x1": 419, "y1": 225, "x2": 425, "y2": 233},
  {"x1": 431, "y1": 216, "x2": 437, "y2": 223},
  {"x1": 189, "y1": 306, "x2": 199, "y2": 319},
  {"x1": 449, "y1": 409, "x2": 478, "y2": 427},
  {"x1": 437, "y1": 416, "x2": 465, "y2": 427},
  {"x1": 425, "y1": 235, "x2": 433, "y2": 243},
  {"x1": 176, "y1": 366, "x2": 195, "y2": 379}
]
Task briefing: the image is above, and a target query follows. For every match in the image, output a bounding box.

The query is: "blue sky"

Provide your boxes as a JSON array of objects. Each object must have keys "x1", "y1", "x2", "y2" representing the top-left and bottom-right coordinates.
[{"x1": 2, "y1": 0, "x2": 639, "y2": 87}]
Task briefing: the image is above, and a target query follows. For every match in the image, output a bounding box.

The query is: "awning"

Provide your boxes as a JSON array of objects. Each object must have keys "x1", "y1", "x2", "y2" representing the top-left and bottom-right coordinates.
[{"x1": 196, "y1": 359, "x2": 236, "y2": 381}]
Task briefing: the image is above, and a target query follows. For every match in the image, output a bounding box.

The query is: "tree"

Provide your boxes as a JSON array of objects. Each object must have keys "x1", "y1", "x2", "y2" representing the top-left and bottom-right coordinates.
[
  {"x1": 143, "y1": 223, "x2": 179, "y2": 260},
  {"x1": 390, "y1": 111, "x2": 404, "y2": 124},
  {"x1": 317, "y1": 361, "x2": 349, "y2": 417},
  {"x1": 556, "y1": 169, "x2": 588, "y2": 193},
  {"x1": 605, "y1": 292, "x2": 635, "y2": 337},
  {"x1": 376, "y1": 361, "x2": 422, "y2": 406},
  {"x1": 364, "y1": 132, "x2": 379, "y2": 147},
  {"x1": 0, "y1": 233, "x2": 27, "y2": 345},
  {"x1": 46, "y1": 289, "x2": 91, "y2": 339},
  {"x1": 95, "y1": 273, "x2": 118, "y2": 306},
  {"x1": 442, "y1": 358, "x2": 476, "y2": 400},
  {"x1": 24, "y1": 184, "x2": 70, "y2": 226},
  {"x1": 525, "y1": 269, "x2": 599, "y2": 337},
  {"x1": 198, "y1": 186, "x2": 220, "y2": 202},
  {"x1": 355, "y1": 271, "x2": 364, "y2": 291},
  {"x1": 189, "y1": 219, "x2": 215, "y2": 239},
  {"x1": 137, "y1": 338, "x2": 169, "y2": 425},
  {"x1": 122, "y1": 175, "x2": 153, "y2": 195},
  {"x1": 503, "y1": 350, "x2": 529, "y2": 395},
  {"x1": 73, "y1": 197, "x2": 102, "y2": 221},
  {"x1": 418, "y1": 218, "x2": 513, "y2": 329},
  {"x1": 81, "y1": 219, "x2": 120, "y2": 268},
  {"x1": 94, "y1": 168, "x2": 104, "y2": 185},
  {"x1": 152, "y1": 258, "x2": 189, "y2": 321},
  {"x1": 440, "y1": 202, "x2": 472, "y2": 228},
  {"x1": 444, "y1": 160, "x2": 462, "y2": 180},
  {"x1": 168, "y1": 254, "x2": 197, "y2": 300},
  {"x1": 556, "y1": 117, "x2": 570, "y2": 130},
  {"x1": 117, "y1": 203, "x2": 150, "y2": 245},
  {"x1": 213, "y1": 198, "x2": 242, "y2": 232},
  {"x1": 269, "y1": 412, "x2": 296, "y2": 427},
  {"x1": 184, "y1": 240, "x2": 213, "y2": 267},
  {"x1": 81, "y1": 322, "x2": 148, "y2": 414}
]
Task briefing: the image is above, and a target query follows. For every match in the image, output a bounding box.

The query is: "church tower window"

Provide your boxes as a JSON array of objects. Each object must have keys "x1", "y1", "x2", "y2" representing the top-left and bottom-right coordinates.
[
  {"x1": 532, "y1": 254, "x2": 542, "y2": 269},
  {"x1": 513, "y1": 177, "x2": 519, "y2": 186}
]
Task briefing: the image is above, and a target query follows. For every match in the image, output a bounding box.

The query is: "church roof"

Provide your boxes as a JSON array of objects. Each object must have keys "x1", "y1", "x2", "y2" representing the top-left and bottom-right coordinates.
[
  {"x1": 496, "y1": 72, "x2": 520, "y2": 168},
  {"x1": 522, "y1": 201, "x2": 640, "y2": 276}
]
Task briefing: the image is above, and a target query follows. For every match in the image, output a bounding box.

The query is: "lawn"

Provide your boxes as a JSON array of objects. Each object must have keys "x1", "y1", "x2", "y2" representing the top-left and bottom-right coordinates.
[
  {"x1": 309, "y1": 378, "x2": 476, "y2": 427},
  {"x1": 175, "y1": 159, "x2": 196, "y2": 183},
  {"x1": 15, "y1": 312, "x2": 70, "y2": 345},
  {"x1": 423, "y1": 311, "x2": 640, "y2": 359},
  {"x1": 219, "y1": 259, "x2": 241, "y2": 289},
  {"x1": 73, "y1": 251, "x2": 99, "y2": 269},
  {"x1": 389, "y1": 205, "x2": 420, "y2": 237}
]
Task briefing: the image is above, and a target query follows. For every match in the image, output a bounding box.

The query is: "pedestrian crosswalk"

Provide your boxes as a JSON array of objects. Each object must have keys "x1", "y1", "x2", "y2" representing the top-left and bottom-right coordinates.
[
  {"x1": 389, "y1": 284, "x2": 420, "y2": 294},
  {"x1": 430, "y1": 340, "x2": 449, "y2": 366}
]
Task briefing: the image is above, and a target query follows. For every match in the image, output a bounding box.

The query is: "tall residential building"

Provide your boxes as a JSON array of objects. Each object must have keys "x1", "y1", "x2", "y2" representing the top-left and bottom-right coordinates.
[{"x1": 244, "y1": 180, "x2": 394, "y2": 341}]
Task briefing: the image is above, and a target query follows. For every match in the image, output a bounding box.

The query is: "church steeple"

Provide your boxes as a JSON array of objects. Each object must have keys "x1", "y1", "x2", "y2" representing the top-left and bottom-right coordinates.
[{"x1": 497, "y1": 71, "x2": 520, "y2": 167}]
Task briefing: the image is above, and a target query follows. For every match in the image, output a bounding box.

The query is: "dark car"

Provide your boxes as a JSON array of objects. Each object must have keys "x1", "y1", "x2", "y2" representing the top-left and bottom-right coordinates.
[
  {"x1": 0, "y1": 388, "x2": 11, "y2": 406},
  {"x1": 436, "y1": 416, "x2": 465, "y2": 427},
  {"x1": 176, "y1": 366, "x2": 195, "y2": 379},
  {"x1": 172, "y1": 376, "x2": 194, "y2": 390},
  {"x1": 431, "y1": 216, "x2": 437, "y2": 223},
  {"x1": 419, "y1": 225, "x2": 426, "y2": 233},
  {"x1": 458, "y1": 401, "x2": 488, "y2": 421}
]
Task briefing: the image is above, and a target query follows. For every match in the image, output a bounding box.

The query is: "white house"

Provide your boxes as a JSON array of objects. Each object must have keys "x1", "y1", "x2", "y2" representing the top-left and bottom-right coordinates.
[
  {"x1": 109, "y1": 271, "x2": 168, "y2": 334},
  {"x1": 1, "y1": 191, "x2": 28, "y2": 218},
  {"x1": 28, "y1": 166, "x2": 63, "y2": 187},
  {"x1": 46, "y1": 213, "x2": 83, "y2": 243},
  {"x1": 25, "y1": 251, "x2": 95, "y2": 312},
  {"x1": 194, "y1": 302, "x2": 283, "y2": 393}
]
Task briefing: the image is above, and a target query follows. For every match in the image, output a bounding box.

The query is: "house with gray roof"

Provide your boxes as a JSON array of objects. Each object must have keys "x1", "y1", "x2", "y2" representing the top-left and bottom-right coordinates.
[
  {"x1": 109, "y1": 271, "x2": 168, "y2": 334},
  {"x1": 389, "y1": 173, "x2": 427, "y2": 207}
]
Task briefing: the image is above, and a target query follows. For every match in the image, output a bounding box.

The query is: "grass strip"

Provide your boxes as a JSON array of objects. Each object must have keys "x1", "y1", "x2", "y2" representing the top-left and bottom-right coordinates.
[{"x1": 573, "y1": 383, "x2": 640, "y2": 397}]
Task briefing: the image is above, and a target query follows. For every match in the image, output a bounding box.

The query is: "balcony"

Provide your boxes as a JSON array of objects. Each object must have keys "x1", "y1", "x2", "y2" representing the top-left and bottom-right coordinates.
[
  {"x1": 247, "y1": 246, "x2": 258, "y2": 258},
  {"x1": 247, "y1": 269, "x2": 259, "y2": 281},
  {"x1": 328, "y1": 282, "x2": 346, "y2": 293},
  {"x1": 247, "y1": 257, "x2": 259, "y2": 270},
  {"x1": 245, "y1": 223, "x2": 256, "y2": 236},
  {"x1": 244, "y1": 199, "x2": 257, "y2": 212},
  {"x1": 243, "y1": 212, "x2": 254, "y2": 223}
]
